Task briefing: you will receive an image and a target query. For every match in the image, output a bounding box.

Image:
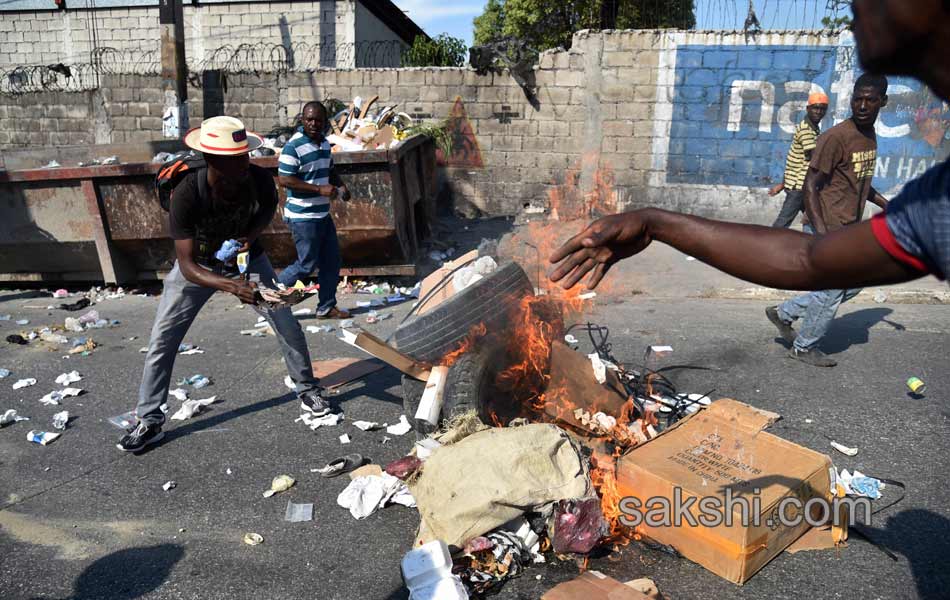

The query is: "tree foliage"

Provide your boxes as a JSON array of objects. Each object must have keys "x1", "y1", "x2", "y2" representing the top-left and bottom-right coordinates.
[
  {"x1": 473, "y1": 0, "x2": 695, "y2": 51},
  {"x1": 402, "y1": 34, "x2": 467, "y2": 67},
  {"x1": 821, "y1": 0, "x2": 852, "y2": 31}
]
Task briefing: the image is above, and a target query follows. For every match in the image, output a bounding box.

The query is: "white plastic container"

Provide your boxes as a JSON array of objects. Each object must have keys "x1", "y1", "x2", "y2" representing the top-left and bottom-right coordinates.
[{"x1": 401, "y1": 540, "x2": 468, "y2": 599}]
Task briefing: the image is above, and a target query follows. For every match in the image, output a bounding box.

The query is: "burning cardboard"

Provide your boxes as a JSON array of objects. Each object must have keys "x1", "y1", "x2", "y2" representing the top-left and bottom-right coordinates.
[{"x1": 616, "y1": 399, "x2": 834, "y2": 584}]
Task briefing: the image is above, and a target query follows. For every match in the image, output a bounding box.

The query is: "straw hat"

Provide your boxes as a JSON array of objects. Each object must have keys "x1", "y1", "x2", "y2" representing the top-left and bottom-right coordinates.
[{"x1": 184, "y1": 116, "x2": 263, "y2": 155}]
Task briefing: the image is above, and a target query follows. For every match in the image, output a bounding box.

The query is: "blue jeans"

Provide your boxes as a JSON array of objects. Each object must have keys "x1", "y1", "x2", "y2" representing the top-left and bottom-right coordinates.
[
  {"x1": 278, "y1": 217, "x2": 341, "y2": 315},
  {"x1": 777, "y1": 225, "x2": 863, "y2": 351}
]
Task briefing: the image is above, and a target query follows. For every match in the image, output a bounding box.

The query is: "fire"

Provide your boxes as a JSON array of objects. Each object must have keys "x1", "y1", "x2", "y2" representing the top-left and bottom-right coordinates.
[
  {"x1": 590, "y1": 450, "x2": 636, "y2": 546},
  {"x1": 440, "y1": 322, "x2": 487, "y2": 367}
]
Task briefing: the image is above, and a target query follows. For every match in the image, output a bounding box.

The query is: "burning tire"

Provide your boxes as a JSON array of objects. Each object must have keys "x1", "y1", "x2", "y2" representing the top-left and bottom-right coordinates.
[{"x1": 392, "y1": 261, "x2": 533, "y2": 363}]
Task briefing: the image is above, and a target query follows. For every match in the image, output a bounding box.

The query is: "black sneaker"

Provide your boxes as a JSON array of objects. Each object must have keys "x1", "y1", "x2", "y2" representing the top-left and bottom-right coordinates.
[
  {"x1": 299, "y1": 389, "x2": 331, "y2": 416},
  {"x1": 787, "y1": 347, "x2": 837, "y2": 367},
  {"x1": 116, "y1": 421, "x2": 164, "y2": 453},
  {"x1": 766, "y1": 306, "x2": 796, "y2": 343}
]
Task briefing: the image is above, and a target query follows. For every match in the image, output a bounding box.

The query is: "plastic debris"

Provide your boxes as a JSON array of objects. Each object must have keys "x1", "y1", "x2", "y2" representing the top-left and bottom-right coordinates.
[
  {"x1": 168, "y1": 388, "x2": 189, "y2": 402},
  {"x1": 215, "y1": 239, "x2": 241, "y2": 263},
  {"x1": 15, "y1": 319, "x2": 29, "y2": 326},
  {"x1": 352, "y1": 420, "x2": 381, "y2": 431},
  {"x1": 40, "y1": 387, "x2": 82, "y2": 405},
  {"x1": 830, "y1": 441, "x2": 859, "y2": 456},
  {"x1": 107, "y1": 410, "x2": 137, "y2": 430},
  {"x1": 68, "y1": 338, "x2": 96, "y2": 356},
  {"x1": 454, "y1": 527, "x2": 541, "y2": 594},
  {"x1": 1, "y1": 409, "x2": 29, "y2": 427},
  {"x1": 0, "y1": 368, "x2": 10, "y2": 378},
  {"x1": 838, "y1": 469, "x2": 883, "y2": 499},
  {"x1": 0, "y1": 314, "x2": 10, "y2": 321},
  {"x1": 179, "y1": 348, "x2": 204, "y2": 355},
  {"x1": 243, "y1": 533, "x2": 264, "y2": 546},
  {"x1": 336, "y1": 473, "x2": 415, "y2": 519},
  {"x1": 285, "y1": 500, "x2": 314, "y2": 523},
  {"x1": 551, "y1": 497, "x2": 609, "y2": 554},
  {"x1": 588, "y1": 353, "x2": 607, "y2": 384},
  {"x1": 262, "y1": 475, "x2": 295, "y2": 498},
  {"x1": 340, "y1": 319, "x2": 355, "y2": 329},
  {"x1": 77, "y1": 310, "x2": 100, "y2": 325},
  {"x1": 163, "y1": 481, "x2": 177, "y2": 492},
  {"x1": 27, "y1": 430, "x2": 62, "y2": 445},
  {"x1": 53, "y1": 289, "x2": 69, "y2": 299},
  {"x1": 55, "y1": 370, "x2": 82, "y2": 385},
  {"x1": 306, "y1": 325, "x2": 335, "y2": 334},
  {"x1": 40, "y1": 332, "x2": 69, "y2": 345},
  {"x1": 564, "y1": 334, "x2": 579, "y2": 345},
  {"x1": 6, "y1": 334, "x2": 28, "y2": 345},
  {"x1": 340, "y1": 433, "x2": 351, "y2": 444},
  {"x1": 170, "y1": 396, "x2": 219, "y2": 420},
  {"x1": 292, "y1": 308, "x2": 312, "y2": 316},
  {"x1": 52, "y1": 411, "x2": 70, "y2": 430},
  {"x1": 12, "y1": 378, "x2": 37, "y2": 390},
  {"x1": 296, "y1": 411, "x2": 343, "y2": 430},
  {"x1": 63, "y1": 318, "x2": 83, "y2": 332},
  {"x1": 385, "y1": 415, "x2": 412, "y2": 436},
  {"x1": 240, "y1": 329, "x2": 266, "y2": 337},
  {"x1": 178, "y1": 374, "x2": 212, "y2": 389},
  {"x1": 139, "y1": 347, "x2": 149, "y2": 353},
  {"x1": 402, "y1": 541, "x2": 469, "y2": 600}
]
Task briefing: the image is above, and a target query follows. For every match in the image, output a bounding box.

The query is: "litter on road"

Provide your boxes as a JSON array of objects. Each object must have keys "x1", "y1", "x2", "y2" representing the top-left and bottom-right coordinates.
[
  {"x1": 55, "y1": 370, "x2": 82, "y2": 385},
  {"x1": 285, "y1": 501, "x2": 315, "y2": 522},
  {"x1": 12, "y1": 378, "x2": 37, "y2": 390},
  {"x1": 262, "y1": 475, "x2": 295, "y2": 498},
  {"x1": 27, "y1": 430, "x2": 62, "y2": 446}
]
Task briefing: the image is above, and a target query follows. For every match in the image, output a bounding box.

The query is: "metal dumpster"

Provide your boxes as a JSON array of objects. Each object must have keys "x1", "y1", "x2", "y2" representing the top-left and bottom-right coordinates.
[{"x1": 0, "y1": 134, "x2": 436, "y2": 284}]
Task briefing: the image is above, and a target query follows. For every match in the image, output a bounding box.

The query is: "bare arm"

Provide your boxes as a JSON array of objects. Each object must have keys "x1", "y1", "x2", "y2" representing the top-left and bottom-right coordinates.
[
  {"x1": 869, "y1": 186, "x2": 888, "y2": 210},
  {"x1": 174, "y1": 239, "x2": 258, "y2": 304},
  {"x1": 549, "y1": 209, "x2": 923, "y2": 291},
  {"x1": 803, "y1": 167, "x2": 829, "y2": 234},
  {"x1": 768, "y1": 182, "x2": 785, "y2": 196},
  {"x1": 277, "y1": 175, "x2": 337, "y2": 199}
]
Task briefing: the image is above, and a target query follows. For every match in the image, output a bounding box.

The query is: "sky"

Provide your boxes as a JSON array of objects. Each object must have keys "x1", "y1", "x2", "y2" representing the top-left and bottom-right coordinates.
[{"x1": 390, "y1": 0, "x2": 845, "y2": 47}]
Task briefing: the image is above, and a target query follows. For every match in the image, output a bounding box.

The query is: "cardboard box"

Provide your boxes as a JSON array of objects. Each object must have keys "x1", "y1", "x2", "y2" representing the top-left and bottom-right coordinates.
[
  {"x1": 542, "y1": 571, "x2": 652, "y2": 600},
  {"x1": 616, "y1": 399, "x2": 833, "y2": 584}
]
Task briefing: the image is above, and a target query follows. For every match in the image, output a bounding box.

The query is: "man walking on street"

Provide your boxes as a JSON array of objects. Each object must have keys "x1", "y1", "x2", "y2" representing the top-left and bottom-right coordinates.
[
  {"x1": 117, "y1": 116, "x2": 331, "y2": 453},
  {"x1": 765, "y1": 74, "x2": 890, "y2": 367},
  {"x1": 768, "y1": 92, "x2": 829, "y2": 228},
  {"x1": 277, "y1": 101, "x2": 351, "y2": 319}
]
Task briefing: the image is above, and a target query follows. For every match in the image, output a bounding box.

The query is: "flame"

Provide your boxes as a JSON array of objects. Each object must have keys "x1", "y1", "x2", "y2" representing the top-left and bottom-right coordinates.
[
  {"x1": 590, "y1": 450, "x2": 636, "y2": 547},
  {"x1": 440, "y1": 322, "x2": 487, "y2": 367}
]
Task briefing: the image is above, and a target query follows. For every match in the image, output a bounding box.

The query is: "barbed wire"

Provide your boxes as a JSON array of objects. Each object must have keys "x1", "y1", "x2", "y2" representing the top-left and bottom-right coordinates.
[{"x1": 0, "y1": 40, "x2": 407, "y2": 95}]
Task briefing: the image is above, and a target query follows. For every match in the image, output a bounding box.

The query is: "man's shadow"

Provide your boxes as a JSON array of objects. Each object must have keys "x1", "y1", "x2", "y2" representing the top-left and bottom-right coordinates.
[
  {"x1": 772, "y1": 307, "x2": 905, "y2": 353},
  {"x1": 857, "y1": 509, "x2": 950, "y2": 600},
  {"x1": 33, "y1": 543, "x2": 184, "y2": 600}
]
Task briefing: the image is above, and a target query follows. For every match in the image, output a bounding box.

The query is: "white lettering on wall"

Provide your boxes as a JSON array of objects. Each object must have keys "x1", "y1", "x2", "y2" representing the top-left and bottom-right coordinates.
[{"x1": 728, "y1": 80, "x2": 775, "y2": 133}]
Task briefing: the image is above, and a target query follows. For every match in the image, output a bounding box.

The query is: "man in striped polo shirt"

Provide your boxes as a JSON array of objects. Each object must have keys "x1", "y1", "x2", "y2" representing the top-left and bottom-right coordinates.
[
  {"x1": 277, "y1": 101, "x2": 351, "y2": 319},
  {"x1": 768, "y1": 92, "x2": 829, "y2": 228}
]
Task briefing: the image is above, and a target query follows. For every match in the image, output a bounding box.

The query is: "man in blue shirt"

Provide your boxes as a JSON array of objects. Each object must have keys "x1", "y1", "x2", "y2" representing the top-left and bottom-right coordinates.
[
  {"x1": 277, "y1": 101, "x2": 351, "y2": 319},
  {"x1": 549, "y1": 1, "x2": 950, "y2": 323}
]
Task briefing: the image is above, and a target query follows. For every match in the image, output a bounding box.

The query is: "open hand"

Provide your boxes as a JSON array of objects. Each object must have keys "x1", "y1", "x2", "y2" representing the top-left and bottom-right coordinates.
[
  {"x1": 768, "y1": 183, "x2": 783, "y2": 197},
  {"x1": 548, "y1": 212, "x2": 653, "y2": 290}
]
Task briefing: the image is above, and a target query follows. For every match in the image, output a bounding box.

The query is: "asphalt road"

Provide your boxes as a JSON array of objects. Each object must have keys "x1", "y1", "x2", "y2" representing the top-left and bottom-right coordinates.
[{"x1": 0, "y1": 287, "x2": 947, "y2": 600}]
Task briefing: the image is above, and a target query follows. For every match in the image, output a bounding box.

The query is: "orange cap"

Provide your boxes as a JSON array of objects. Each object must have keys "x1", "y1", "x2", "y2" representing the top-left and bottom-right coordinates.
[{"x1": 807, "y1": 92, "x2": 830, "y2": 106}]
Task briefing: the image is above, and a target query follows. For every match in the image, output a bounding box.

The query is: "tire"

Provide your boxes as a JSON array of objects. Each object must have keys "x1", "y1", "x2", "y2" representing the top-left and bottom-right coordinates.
[{"x1": 392, "y1": 261, "x2": 533, "y2": 363}]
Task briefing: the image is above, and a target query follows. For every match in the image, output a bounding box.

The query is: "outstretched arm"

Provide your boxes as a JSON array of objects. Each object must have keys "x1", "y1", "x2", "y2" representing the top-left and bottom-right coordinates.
[{"x1": 548, "y1": 209, "x2": 923, "y2": 291}]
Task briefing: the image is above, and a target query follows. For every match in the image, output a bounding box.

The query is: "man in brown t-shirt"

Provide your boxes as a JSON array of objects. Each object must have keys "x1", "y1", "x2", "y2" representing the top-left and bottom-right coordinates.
[{"x1": 766, "y1": 73, "x2": 890, "y2": 367}]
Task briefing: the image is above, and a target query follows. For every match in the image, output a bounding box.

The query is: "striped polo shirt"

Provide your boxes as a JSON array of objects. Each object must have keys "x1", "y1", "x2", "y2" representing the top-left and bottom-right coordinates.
[
  {"x1": 782, "y1": 119, "x2": 820, "y2": 191},
  {"x1": 278, "y1": 130, "x2": 333, "y2": 220}
]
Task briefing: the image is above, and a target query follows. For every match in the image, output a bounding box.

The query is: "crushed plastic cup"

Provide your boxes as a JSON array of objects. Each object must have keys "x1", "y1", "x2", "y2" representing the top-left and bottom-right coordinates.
[
  {"x1": 27, "y1": 430, "x2": 62, "y2": 446},
  {"x1": 243, "y1": 533, "x2": 264, "y2": 546},
  {"x1": 64, "y1": 318, "x2": 84, "y2": 333},
  {"x1": 163, "y1": 481, "x2": 177, "y2": 492},
  {"x1": 52, "y1": 411, "x2": 69, "y2": 430},
  {"x1": 1, "y1": 409, "x2": 29, "y2": 426},
  {"x1": 15, "y1": 319, "x2": 29, "y2": 326},
  {"x1": 77, "y1": 310, "x2": 100, "y2": 325},
  {"x1": 0, "y1": 368, "x2": 10, "y2": 378},
  {"x1": 40, "y1": 332, "x2": 68, "y2": 345}
]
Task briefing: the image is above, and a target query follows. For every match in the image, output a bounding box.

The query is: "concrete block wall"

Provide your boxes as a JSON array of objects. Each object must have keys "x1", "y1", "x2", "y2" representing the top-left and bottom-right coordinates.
[
  {"x1": 2, "y1": 30, "x2": 947, "y2": 223},
  {"x1": 0, "y1": 1, "x2": 353, "y2": 70}
]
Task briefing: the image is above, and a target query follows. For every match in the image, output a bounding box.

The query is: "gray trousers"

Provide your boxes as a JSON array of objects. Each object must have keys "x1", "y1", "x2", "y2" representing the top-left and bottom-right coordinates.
[
  {"x1": 136, "y1": 254, "x2": 320, "y2": 427},
  {"x1": 771, "y1": 189, "x2": 805, "y2": 228}
]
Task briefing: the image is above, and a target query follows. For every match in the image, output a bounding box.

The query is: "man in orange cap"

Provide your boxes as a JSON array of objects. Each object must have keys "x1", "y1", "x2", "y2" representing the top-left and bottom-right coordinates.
[
  {"x1": 117, "y1": 116, "x2": 331, "y2": 454},
  {"x1": 768, "y1": 91, "x2": 829, "y2": 228}
]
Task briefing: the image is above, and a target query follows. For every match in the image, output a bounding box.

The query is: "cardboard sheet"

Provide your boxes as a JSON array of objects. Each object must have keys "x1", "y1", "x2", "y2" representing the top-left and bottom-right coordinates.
[
  {"x1": 542, "y1": 571, "x2": 652, "y2": 600},
  {"x1": 311, "y1": 357, "x2": 385, "y2": 389}
]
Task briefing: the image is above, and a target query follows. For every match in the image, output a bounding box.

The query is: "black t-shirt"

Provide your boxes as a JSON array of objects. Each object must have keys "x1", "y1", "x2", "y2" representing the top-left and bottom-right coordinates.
[{"x1": 168, "y1": 165, "x2": 277, "y2": 267}]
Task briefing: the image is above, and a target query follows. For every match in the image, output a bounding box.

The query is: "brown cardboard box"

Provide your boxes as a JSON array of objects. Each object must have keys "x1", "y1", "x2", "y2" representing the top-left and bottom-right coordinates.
[
  {"x1": 616, "y1": 399, "x2": 834, "y2": 584},
  {"x1": 542, "y1": 571, "x2": 652, "y2": 600}
]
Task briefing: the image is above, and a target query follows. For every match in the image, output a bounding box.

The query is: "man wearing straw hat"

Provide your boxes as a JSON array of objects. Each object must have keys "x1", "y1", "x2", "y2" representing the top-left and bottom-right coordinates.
[
  {"x1": 117, "y1": 116, "x2": 331, "y2": 453},
  {"x1": 768, "y1": 91, "x2": 829, "y2": 228}
]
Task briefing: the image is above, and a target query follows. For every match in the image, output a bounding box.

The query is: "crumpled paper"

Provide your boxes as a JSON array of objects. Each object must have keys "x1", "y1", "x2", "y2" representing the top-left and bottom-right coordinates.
[
  {"x1": 0, "y1": 409, "x2": 29, "y2": 426},
  {"x1": 336, "y1": 473, "x2": 415, "y2": 519},
  {"x1": 170, "y1": 396, "x2": 218, "y2": 420},
  {"x1": 385, "y1": 415, "x2": 412, "y2": 436},
  {"x1": 40, "y1": 387, "x2": 83, "y2": 406},
  {"x1": 55, "y1": 370, "x2": 82, "y2": 385},
  {"x1": 296, "y1": 412, "x2": 344, "y2": 430}
]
